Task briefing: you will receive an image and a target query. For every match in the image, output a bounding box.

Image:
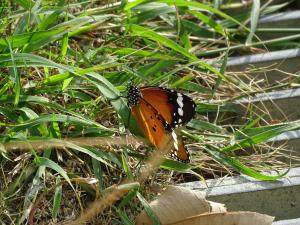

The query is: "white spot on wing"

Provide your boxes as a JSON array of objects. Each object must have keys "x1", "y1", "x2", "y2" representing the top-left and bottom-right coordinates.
[
  {"x1": 171, "y1": 131, "x2": 177, "y2": 142},
  {"x1": 178, "y1": 107, "x2": 183, "y2": 116},
  {"x1": 176, "y1": 95, "x2": 184, "y2": 108},
  {"x1": 173, "y1": 143, "x2": 179, "y2": 150},
  {"x1": 171, "y1": 131, "x2": 178, "y2": 150}
]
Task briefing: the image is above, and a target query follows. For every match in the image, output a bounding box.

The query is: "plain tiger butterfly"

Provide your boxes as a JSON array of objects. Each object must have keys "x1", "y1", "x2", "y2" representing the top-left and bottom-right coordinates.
[{"x1": 127, "y1": 85, "x2": 196, "y2": 163}]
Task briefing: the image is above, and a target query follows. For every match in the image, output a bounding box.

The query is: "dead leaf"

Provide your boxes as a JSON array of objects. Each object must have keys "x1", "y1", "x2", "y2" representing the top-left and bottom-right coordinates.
[
  {"x1": 136, "y1": 185, "x2": 226, "y2": 225},
  {"x1": 171, "y1": 212, "x2": 274, "y2": 225},
  {"x1": 136, "y1": 185, "x2": 274, "y2": 225}
]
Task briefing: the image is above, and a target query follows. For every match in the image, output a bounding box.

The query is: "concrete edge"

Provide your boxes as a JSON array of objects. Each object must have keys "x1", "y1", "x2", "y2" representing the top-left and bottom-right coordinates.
[
  {"x1": 273, "y1": 218, "x2": 300, "y2": 225},
  {"x1": 233, "y1": 88, "x2": 300, "y2": 104},
  {"x1": 180, "y1": 167, "x2": 300, "y2": 197},
  {"x1": 259, "y1": 10, "x2": 300, "y2": 23},
  {"x1": 232, "y1": 88, "x2": 300, "y2": 142},
  {"x1": 227, "y1": 48, "x2": 300, "y2": 66}
]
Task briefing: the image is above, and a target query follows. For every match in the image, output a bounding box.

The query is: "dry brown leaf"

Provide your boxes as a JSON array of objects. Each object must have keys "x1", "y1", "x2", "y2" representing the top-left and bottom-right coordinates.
[
  {"x1": 170, "y1": 212, "x2": 274, "y2": 225},
  {"x1": 136, "y1": 186, "x2": 274, "y2": 225},
  {"x1": 135, "y1": 185, "x2": 226, "y2": 225}
]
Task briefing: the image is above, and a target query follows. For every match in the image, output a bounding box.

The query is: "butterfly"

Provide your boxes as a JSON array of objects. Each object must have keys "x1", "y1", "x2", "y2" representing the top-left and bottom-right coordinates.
[{"x1": 127, "y1": 85, "x2": 196, "y2": 162}]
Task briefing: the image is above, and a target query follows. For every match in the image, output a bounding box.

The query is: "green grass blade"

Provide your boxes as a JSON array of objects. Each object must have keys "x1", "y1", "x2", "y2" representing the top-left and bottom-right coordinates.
[
  {"x1": 137, "y1": 192, "x2": 161, "y2": 225},
  {"x1": 116, "y1": 209, "x2": 135, "y2": 225},
  {"x1": 187, "y1": 10, "x2": 225, "y2": 35},
  {"x1": 159, "y1": 0, "x2": 248, "y2": 31},
  {"x1": 85, "y1": 72, "x2": 143, "y2": 136},
  {"x1": 92, "y1": 158, "x2": 104, "y2": 192},
  {"x1": 35, "y1": 157, "x2": 75, "y2": 190},
  {"x1": 122, "y1": 151, "x2": 133, "y2": 179},
  {"x1": 52, "y1": 177, "x2": 62, "y2": 219},
  {"x1": 224, "y1": 121, "x2": 300, "y2": 152},
  {"x1": 129, "y1": 24, "x2": 224, "y2": 79},
  {"x1": 170, "y1": 74, "x2": 194, "y2": 88},
  {"x1": 246, "y1": 0, "x2": 260, "y2": 45},
  {"x1": 188, "y1": 119, "x2": 224, "y2": 133},
  {"x1": 124, "y1": 0, "x2": 148, "y2": 10},
  {"x1": 102, "y1": 47, "x2": 181, "y2": 61},
  {"x1": 7, "y1": 113, "x2": 114, "y2": 133},
  {"x1": 5, "y1": 39, "x2": 20, "y2": 106},
  {"x1": 160, "y1": 159, "x2": 193, "y2": 173},
  {"x1": 37, "y1": 9, "x2": 64, "y2": 31},
  {"x1": 15, "y1": 0, "x2": 34, "y2": 10},
  {"x1": 129, "y1": 24, "x2": 197, "y2": 60},
  {"x1": 205, "y1": 145, "x2": 288, "y2": 181},
  {"x1": 130, "y1": 5, "x2": 175, "y2": 24},
  {"x1": 117, "y1": 189, "x2": 138, "y2": 209}
]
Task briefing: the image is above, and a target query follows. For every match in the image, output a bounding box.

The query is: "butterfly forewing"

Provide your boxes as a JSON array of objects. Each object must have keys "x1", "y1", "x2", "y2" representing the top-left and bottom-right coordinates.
[
  {"x1": 140, "y1": 87, "x2": 196, "y2": 128},
  {"x1": 131, "y1": 98, "x2": 175, "y2": 154}
]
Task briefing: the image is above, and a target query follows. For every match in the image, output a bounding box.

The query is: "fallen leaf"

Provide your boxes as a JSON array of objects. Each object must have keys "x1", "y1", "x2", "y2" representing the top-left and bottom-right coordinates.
[
  {"x1": 136, "y1": 185, "x2": 226, "y2": 225},
  {"x1": 171, "y1": 212, "x2": 274, "y2": 225}
]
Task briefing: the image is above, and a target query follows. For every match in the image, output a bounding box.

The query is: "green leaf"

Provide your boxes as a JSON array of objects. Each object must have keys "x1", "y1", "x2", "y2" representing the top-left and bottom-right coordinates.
[
  {"x1": 117, "y1": 189, "x2": 138, "y2": 209},
  {"x1": 137, "y1": 192, "x2": 162, "y2": 225},
  {"x1": 15, "y1": 0, "x2": 34, "y2": 9},
  {"x1": 0, "y1": 16, "x2": 111, "y2": 52},
  {"x1": 205, "y1": 145, "x2": 288, "y2": 181},
  {"x1": 188, "y1": 119, "x2": 224, "y2": 133},
  {"x1": 170, "y1": 75, "x2": 194, "y2": 88},
  {"x1": 37, "y1": 9, "x2": 64, "y2": 30},
  {"x1": 130, "y1": 5, "x2": 175, "y2": 23},
  {"x1": 129, "y1": 24, "x2": 196, "y2": 60},
  {"x1": 35, "y1": 157, "x2": 75, "y2": 190},
  {"x1": 92, "y1": 158, "x2": 104, "y2": 192},
  {"x1": 158, "y1": 0, "x2": 247, "y2": 30},
  {"x1": 187, "y1": 10, "x2": 225, "y2": 35},
  {"x1": 124, "y1": 0, "x2": 148, "y2": 11},
  {"x1": 7, "y1": 113, "x2": 114, "y2": 133},
  {"x1": 85, "y1": 72, "x2": 143, "y2": 136},
  {"x1": 116, "y1": 209, "x2": 135, "y2": 225},
  {"x1": 5, "y1": 39, "x2": 20, "y2": 106},
  {"x1": 102, "y1": 47, "x2": 181, "y2": 61},
  {"x1": 180, "y1": 81, "x2": 210, "y2": 93},
  {"x1": 52, "y1": 178, "x2": 62, "y2": 219},
  {"x1": 122, "y1": 151, "x2": 133, "y2": 179},
  {"x1": 128, "y1": 24, "x2": 224, "y2": 79},
  {"x1": 160, "y1": 159, "x2": 192, "y2": 172},
  {"x1": 246, "y1": 0, "x2": 260, "y2": 45},
  {"x1": 224, "y1": 121, "x2": 300, "y2": 152}
]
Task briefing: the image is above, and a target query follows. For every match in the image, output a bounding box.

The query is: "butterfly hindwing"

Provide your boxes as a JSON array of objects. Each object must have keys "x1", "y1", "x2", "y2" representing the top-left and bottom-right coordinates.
[
  {"x1": 130, "y1": 98, "x2": 190, "y2": 162},
  {"x1": 169, "y1": 131, "x2": 190, "y2": 162},
  {"x1": 139, "y1": 87, "x2": 196, "y2": 128}
]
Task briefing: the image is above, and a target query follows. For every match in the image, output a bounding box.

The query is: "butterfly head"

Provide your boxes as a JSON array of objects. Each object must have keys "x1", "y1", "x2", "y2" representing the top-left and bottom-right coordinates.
[{"x1": 127, "y1": 85, "x2": 141, "y2": 107}]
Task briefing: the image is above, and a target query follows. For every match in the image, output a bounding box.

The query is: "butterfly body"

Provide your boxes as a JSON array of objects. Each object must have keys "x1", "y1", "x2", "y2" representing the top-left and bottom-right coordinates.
[{"x1": 127, "y1": 86, "x2": 196, "y2": 162}]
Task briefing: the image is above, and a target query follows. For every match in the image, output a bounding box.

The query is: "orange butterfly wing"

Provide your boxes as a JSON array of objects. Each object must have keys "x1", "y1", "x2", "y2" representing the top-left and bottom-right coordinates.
[
  {"x1": 139, "y1": 87, "x2": 196, "y2": 128},
  {"x1": 131, "y1": 98, "x2": 173, "y2": 150},
  {"x1": 130, "y1": 98, "x2": 190, "y2": 162}
]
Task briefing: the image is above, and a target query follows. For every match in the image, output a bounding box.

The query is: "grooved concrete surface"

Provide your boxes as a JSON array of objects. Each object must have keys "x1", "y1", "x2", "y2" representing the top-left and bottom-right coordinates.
[
  {"x1": 273, "y1": 218, "x2": 300, "y2": 225},
  {"x1": 233, "y1": 89, "x2": 300, "y2": 124},
  {"x1": 181, "y1": 168, "x2": 300, "y2": 221}
]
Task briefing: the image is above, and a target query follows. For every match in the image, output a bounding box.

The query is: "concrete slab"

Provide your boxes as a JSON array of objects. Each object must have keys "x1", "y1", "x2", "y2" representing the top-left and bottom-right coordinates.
[
  {"x1": 180, "y1": 167, "x2": 300, "y2": 221},
  {"x1": 273, "y1": 218, "x2": 300, "y2": 225},
  {"x1": 257, "y1": 10, "x2": 300, "y2": 39},
  {"x1": 227, "y1": 48, "x2": 300, "y2": 85},
  {"x1": 233, "y1": 89, "x2": 300, "y2": 123}
]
